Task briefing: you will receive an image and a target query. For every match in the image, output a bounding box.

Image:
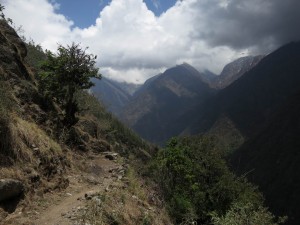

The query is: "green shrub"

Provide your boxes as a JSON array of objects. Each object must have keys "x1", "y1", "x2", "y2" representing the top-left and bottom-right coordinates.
[{"x1": 211, "y1": 202, "x2": 287, "y2": 225}]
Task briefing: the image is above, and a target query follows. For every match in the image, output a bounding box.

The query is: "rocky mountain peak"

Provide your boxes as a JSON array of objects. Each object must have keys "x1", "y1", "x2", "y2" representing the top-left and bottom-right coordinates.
[{"x1": 214, "y1": 55, "x2": 264, "y2": 89}]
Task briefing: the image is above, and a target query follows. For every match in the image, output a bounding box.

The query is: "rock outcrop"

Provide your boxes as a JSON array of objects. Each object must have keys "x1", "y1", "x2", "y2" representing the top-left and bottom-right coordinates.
[{"x1": 0, "y1": 179, "x2": 24, "y2": 202}]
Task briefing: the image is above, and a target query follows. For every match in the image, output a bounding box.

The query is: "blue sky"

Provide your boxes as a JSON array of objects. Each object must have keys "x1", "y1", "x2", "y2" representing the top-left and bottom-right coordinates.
[
  {"x1": 57, "y1": 0, "x2": 177, "y2": 28},
  {"x1": 3, "y1": 0, "x2": 300, "y2": 83}
]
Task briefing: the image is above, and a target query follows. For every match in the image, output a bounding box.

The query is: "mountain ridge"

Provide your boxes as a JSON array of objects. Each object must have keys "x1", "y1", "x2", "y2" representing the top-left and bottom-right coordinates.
[{"x1": 121, "y1": 63, "x2": 216, "y2": 144}]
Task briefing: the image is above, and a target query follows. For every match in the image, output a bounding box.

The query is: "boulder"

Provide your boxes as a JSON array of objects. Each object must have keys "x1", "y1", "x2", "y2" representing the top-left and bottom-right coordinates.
[{"x1": 0, "y1": 179, "x2": 24, "y2": 202}]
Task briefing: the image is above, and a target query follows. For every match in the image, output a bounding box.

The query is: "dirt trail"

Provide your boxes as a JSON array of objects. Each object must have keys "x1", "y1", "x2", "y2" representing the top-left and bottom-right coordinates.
[{"x1": 34, "y1": 154, "x2": 121, "y2": 225}]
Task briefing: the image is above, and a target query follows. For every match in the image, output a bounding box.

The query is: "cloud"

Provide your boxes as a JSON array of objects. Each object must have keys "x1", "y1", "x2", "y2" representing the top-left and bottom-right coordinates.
[
  {"x1": 190, "y1": 0, "x2": 300, "y2": 53},
  {"x1": 2, "y1": 0, "x2": 74, "y2": 50},
  {"x1": 2, "y1": 0, "x2": 300, "y2": 83}
]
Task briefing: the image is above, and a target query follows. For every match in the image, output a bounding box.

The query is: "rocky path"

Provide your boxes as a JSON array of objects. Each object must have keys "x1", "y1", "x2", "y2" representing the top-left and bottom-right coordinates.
[{"x1": 34, "y1": 153, "x2": 125, "y2": 225}]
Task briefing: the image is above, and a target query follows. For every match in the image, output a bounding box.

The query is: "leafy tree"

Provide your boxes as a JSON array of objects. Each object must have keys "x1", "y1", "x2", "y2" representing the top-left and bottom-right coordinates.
[{"x1": 40, "y1": 43, "x2": 101, "y2": 126}]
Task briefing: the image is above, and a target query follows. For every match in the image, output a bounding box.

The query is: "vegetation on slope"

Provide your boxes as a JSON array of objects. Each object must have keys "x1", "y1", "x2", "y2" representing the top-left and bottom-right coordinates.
[
  {"x1": 230, "y1": 91, "x2": 300, "y2": 225},
  {"x1": 151, "y1": 136, "x2": 285, "y2": 225}
]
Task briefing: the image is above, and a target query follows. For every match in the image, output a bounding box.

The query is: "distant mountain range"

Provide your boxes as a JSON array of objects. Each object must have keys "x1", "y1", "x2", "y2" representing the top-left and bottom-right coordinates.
[
  {"x1": 118, "y1": 56, "x2": 263, "y2": 144},
  {"x1": 91, "y1": 55, "x2": 266, "y2": 144},
  {"x1": 121, "y1": 63, "x2": 216, "y2": 144}
]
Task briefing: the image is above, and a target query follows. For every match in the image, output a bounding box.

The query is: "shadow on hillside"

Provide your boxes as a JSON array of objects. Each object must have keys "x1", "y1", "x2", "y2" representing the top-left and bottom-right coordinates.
[{"x1": 0, "y1": 193, "x2": 24, "y2": 214}]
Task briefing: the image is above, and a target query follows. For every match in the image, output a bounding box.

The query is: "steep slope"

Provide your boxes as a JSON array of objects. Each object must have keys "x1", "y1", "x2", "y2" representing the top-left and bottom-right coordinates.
[
  {"x1": 213, "y1": 55, "x2": 264, "y2": 89},
  {"x1": 121, "y1": 63, "x2": 216, "y2": 145},
  {"x1": 0, "y1": 20, "x2": 171, "y2": 225},
  {"x1": 230, "y1": 91, "x2": 300, "y2": 225},
  {"x1": 91, "y1": 77, "x2": 132, "y2": 116},
  {"x1": 186, "y1": 41, "x2": 300, "y2": 138}
]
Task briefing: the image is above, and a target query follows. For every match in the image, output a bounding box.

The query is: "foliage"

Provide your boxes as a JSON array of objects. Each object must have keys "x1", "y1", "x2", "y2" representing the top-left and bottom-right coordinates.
[
  {"x1": 0, "y1": 3, "x2": 4, "y2": 19},
  {"x1": 40, "y1": 43, "x2": 101, "y2": 126},
  {"x1": 0, "y1": 3, "x2": 12, "y2": 24},
  {"x1": 152, "y1": 136, "x2": 275, "y2": 224},
  {"x1": 211, "y1": 202, "x2": 287, "y2": 225}
]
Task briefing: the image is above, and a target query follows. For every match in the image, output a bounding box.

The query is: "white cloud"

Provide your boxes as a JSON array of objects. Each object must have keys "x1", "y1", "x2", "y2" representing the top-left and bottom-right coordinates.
[
  {"x1": 2, "y1": 0, "x2": 74, "y2": 51},
  {"x1": 3, "y1": 0, "x2": 297, "y2": 84}
]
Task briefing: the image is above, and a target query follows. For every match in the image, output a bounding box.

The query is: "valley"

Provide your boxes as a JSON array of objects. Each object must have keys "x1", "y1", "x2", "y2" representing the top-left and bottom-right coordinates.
[
  {"x1": 1, "y1": 2, "x2": 300, "y2": 224},
  {"x1": 92, "y1": 42, "x2": 300, "y2": 225}
]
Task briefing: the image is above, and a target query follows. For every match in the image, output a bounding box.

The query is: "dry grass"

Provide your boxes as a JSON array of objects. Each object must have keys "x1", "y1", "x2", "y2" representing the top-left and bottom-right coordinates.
[
  {"x1": 77, "y1": 165, "x2": 172, "y2": 225},
  {"x1": 0, "y1": 167, "x2": 23, "y2": 180},
  {"x1": 79, "y1": 186, "x2": 171, "y2": 225},
  {"x1": 125, "y1": 166, "x2": 147, "y2": 201},
  {"x1": 8, "y1": 116, "x2": 62, "y2": 163}
]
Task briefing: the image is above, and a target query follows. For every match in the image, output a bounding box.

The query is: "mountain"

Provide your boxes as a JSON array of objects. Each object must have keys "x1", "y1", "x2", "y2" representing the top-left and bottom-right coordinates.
[
  {"x1": 230, "y1": 91, "x2": 300, "y2": 225},
  {"x1": 178, "y1": 42, "x2": 300, "y2": 224},
  {"x1": 185, "y1": 41, "x2": 300, "y2": 139},
  {"x1": 213, "y1": 55, "x2": 264, "y2": 89},
  {"x1": 121, "y1": 63, "x2": 216, "y2": 145},
  {"x1": 91, "y1": 77, "x2": 133, "y2": 116}
]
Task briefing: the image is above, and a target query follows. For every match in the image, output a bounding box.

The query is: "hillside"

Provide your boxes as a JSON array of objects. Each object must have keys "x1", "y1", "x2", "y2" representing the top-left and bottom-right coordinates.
[
  {"x1": 185, "y1": 41, "x2": 300, "y2": 138},
  {"x1": 179, "y1": 41, "x2": 300, "y2": 224},
  {"x1": 230, "y1": 91, "x2": 300, "y2": 225},
  {"x1": 0, "y1": 19, "x2": 171, "y2": 225},
  {"x1": 121, "y1": 63, "x2": 216, "y2": 145}
]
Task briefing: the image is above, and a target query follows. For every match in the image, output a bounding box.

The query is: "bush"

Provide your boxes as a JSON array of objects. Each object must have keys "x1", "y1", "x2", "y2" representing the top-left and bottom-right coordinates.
[{"x1": 211, "y1": 202, "x2": 287, "y2": 225}]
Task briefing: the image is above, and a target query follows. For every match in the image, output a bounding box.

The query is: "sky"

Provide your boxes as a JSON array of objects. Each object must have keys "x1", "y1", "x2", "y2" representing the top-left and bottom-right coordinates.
[{"x1": 1, "y1": 0, "x2": 300, "y2": 84}]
